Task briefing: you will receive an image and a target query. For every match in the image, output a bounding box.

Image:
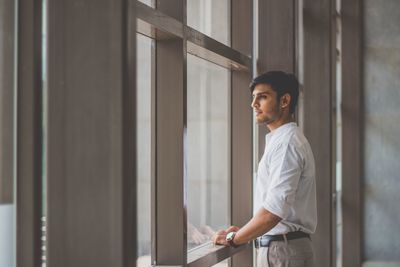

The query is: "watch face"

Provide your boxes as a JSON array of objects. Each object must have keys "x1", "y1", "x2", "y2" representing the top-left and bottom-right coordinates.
[{"x1": 226, "y1": 232, "x2": 235, "y2": 241}]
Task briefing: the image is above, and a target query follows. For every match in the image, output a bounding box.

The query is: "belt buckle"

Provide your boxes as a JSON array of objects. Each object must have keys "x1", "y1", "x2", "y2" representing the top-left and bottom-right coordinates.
[{"x1": 254, "y1": 238, "x2": 260, "y2": 249}]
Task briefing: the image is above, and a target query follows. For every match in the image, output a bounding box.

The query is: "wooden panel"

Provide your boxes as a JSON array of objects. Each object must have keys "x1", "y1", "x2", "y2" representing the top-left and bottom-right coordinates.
[
  {"x1": 341, "y1": 0, "x2": 362, "y2": 266},
  {"x1": 46, "y1": 0, "x2": 135, "y2": 266},
  {"x1": 257, "y1": 0, "x2": 296, "y2": 160},
  {"x1": 231, "y1": 70, "x2": 253, "y2": 267},
  {"x1": 231, "y1": 0, "x2": 253, "y2": 266},
  {"x1": 303, "y1": 0, "x2": 335, "y2": 266}
]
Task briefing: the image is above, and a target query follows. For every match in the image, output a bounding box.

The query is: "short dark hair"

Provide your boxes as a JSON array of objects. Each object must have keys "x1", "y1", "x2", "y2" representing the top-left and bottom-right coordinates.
[{"x1": 249, "y1": 71, "x2": 299, "y2": 114}]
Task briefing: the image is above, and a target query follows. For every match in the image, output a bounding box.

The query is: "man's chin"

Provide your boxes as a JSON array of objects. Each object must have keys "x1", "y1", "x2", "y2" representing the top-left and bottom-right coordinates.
[
  {"x1": 255, "y1": 118, "x2": 270, "y2": 125},
  {"x1": 255, "y1": 116, "x2": 275, "y2": 125}
]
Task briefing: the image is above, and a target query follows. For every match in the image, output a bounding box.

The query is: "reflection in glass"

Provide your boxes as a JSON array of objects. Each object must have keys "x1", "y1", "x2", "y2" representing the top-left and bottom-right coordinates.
[
  {"x1": 136, "y1": 33, "x2": 153, "y2": 267},
  {"x1": 138, "y1": 0, "x2": 154, "y2": 8},
  {"x1": 213, "y1": 259, "x2": 229, "y2": 267},
  {"x1": 0, "y1": 1, "x2": 16, "y2": 266},
  {"x1": 187, "y1": 0, "x2": 230, "y2": 46},
  {"x1": 187, "y1": 54, "x2": 230, "y2": 250}
]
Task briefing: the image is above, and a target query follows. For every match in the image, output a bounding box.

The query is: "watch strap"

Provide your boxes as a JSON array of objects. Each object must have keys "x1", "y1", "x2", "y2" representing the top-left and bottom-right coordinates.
[{"x1": 227, "y1": 232, "x2": 238, "y2": 248}]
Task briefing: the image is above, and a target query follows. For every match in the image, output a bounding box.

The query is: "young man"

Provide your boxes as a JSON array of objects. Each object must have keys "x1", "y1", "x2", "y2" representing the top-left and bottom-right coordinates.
[{"x1": 213, "y1": 71, "x2": 317, "y2": 266}]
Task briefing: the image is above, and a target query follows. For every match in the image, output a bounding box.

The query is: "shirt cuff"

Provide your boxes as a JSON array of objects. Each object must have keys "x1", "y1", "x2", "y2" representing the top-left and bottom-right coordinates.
[{"x1": 262, "y1": 197, "x2": 290, "y2": 220}]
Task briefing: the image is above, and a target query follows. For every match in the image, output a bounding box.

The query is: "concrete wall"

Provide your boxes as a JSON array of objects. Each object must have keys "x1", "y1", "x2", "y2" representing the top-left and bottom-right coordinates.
[{"x1": 363, "y1": 0, "x2": 400, "y2": 264}]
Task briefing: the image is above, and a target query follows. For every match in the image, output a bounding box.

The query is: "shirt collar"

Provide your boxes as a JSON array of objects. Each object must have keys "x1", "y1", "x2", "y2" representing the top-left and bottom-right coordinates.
[{"x1": 265, "y1": 122, "x2": 297, "y2": 142}]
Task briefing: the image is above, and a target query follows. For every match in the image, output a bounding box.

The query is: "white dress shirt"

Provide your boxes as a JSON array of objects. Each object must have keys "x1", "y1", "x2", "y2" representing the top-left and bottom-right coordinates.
[{"x1": 254, "y1": 122, "x2": 317, "y2": 235}]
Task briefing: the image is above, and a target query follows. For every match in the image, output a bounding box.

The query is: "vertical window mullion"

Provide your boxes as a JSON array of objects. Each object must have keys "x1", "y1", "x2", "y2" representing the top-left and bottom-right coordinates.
[
  {"x1": 302, "y1": 0, "x2": 336, "y2": 266},
  {"x1": 231, "y1": 0, "x2": 253, "y2": 266},
  {"x1": 16, "y1": 0, "x2": 43, "y2": 266},
  {"x1": 154, "y1": 0, "x2": 186, "y2": 264}
]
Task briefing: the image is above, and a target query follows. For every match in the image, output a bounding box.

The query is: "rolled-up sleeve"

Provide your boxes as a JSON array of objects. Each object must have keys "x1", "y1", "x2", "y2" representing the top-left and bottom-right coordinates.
[{"x1": 262, "y1": 143, "x2": 303, "y2": 219}]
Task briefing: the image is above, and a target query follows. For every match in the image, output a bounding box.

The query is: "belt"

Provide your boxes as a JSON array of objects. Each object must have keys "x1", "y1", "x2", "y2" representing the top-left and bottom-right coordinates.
[{"x1": 254, "y1": 231, "x2": 310, "y2": 248}]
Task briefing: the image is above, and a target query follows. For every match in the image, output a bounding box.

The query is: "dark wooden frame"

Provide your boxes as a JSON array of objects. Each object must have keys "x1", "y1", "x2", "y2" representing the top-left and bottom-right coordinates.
[
  {"x1": 154, "y1": 0, "x2": 186, "y2": 264},
  {"x1": 341, "y1": 0, "x2": 362, "y2": 266},
  {"x1": 302, "y1": 0, "x2": 336, "y2": 266},
  {"x1": 16, "y1": 0, "x2": 43, "y2": 266},
  {"x1": 0, "y1": 0, "x2": 15, "y2": 204},
  {"x1": 231, "y1": 0, "x2": 254, "y2": 266}
]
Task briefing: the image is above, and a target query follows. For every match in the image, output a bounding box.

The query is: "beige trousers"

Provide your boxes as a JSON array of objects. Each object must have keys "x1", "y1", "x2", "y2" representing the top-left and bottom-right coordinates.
[{"x1": 256, "y1": 237, "x2": 315, "y2": 267}]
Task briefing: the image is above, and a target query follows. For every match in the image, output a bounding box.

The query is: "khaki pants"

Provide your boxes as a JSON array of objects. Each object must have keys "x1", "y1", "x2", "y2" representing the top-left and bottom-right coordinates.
[{"x1": 256, "y1": 237, "x2": 315, "y2": 267}]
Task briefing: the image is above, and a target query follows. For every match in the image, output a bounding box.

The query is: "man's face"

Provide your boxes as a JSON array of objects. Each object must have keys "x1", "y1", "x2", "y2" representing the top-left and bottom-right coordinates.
[{"x1": 251, "y1": 83, "x2": 282, "y2": 125}]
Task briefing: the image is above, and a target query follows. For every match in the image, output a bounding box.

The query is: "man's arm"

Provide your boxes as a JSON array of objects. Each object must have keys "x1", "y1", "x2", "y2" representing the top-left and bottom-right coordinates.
[{"x1": 213, "y1": 207, "x2": 281, "y2": 246}]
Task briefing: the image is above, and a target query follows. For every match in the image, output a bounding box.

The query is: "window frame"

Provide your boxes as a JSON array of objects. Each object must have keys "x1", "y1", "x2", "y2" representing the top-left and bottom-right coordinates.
[{"x1": 135, "y1": 0, "x2": 253, "y2": 266}]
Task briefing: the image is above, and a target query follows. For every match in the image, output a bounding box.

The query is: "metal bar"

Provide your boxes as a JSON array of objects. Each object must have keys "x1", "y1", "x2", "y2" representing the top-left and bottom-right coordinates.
[
  {"x1": 185, "y1": 27, "x2": 251, "y2": 71},
  {"x1": 135, "y1": 0, "x2": 251, "y2": 71},
  {"x1": 341, "y1": 0, "x2": 362, "y2": 266},
  {"x1": 302, "y1": 0, "x2": 335, "y2": 266},
  {"x1": 187, "y1": 243, "x2": 252, "y2": 267},
  {"x1": 136, "y1": 1, "x2": 183, "y2": 38},
  {"x1": 16, "y1": 0, "x2": 43, "y2": 266}
]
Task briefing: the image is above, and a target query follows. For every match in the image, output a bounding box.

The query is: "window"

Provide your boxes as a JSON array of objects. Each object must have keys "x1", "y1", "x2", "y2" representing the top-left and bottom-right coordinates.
[
  {"x1": 187, "y1": 0, "x2": 230, "y2": 45},
  {"x1": 135, "y1": 1, "x2": 252, "y2": 265},
  {"x1": 187, "y1": 54, "x2": 230, "y2": 250}
]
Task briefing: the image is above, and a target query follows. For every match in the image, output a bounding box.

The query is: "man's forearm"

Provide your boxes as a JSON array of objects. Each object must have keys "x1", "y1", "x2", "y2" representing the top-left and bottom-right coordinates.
[{"x1": 233, "y1": 208, "x2": 281, "y2": 245}]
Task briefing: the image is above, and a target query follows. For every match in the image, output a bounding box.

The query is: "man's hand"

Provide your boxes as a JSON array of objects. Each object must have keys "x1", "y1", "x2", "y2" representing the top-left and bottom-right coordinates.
[
  {"x1": 226, "y1": 225, "x2": 240, "y2": 233},
  {"x1": 212, "y1": 226, "x2": 240, "y2": 246},
  {"x1": 212, "y1": 229, "x2": 228, "y2": 246}
]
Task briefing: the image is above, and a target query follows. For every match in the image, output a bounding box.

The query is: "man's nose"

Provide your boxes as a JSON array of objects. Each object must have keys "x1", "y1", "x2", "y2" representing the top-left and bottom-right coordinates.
[{"x1": 251, "y1": 98, "x2": 258, "y2": 108}]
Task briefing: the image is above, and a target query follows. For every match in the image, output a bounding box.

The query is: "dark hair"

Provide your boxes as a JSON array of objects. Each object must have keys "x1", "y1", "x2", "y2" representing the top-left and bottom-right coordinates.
[{"x1": 249, "y1": 71, "x2": 299, "y2": 114}]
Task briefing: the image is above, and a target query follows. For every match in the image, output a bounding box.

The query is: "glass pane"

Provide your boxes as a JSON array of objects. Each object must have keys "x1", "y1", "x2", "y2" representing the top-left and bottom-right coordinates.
[
  {"x1": 213, "y1": 259, "x2": 229, "y2": 267},
  {"x1": 136, "y1": 34, "x2": 153, "y2": 267},
  {"x1": 0, "y1": 1, "x2": 16, "y2": 266},
  {"x1": 138, "y1": 0, "x2": 154, "y2": 8},
  {"x1": 187, "y1": 0, "x2": 230, "y2": 46},
  {"x1": 186, "y1": 54, "x2": 230, "y2": 251}
]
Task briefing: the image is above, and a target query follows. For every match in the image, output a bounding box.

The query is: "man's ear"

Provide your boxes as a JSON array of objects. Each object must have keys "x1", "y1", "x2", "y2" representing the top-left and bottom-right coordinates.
[{"x1": 280, "y1": 93, "x2": 291, "y2": 109}]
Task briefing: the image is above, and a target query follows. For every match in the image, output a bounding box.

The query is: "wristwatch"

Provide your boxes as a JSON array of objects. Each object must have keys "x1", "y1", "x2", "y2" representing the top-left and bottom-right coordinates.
[{"x1": 226, "y1": 232, "x2": 238, "y2": 248}]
